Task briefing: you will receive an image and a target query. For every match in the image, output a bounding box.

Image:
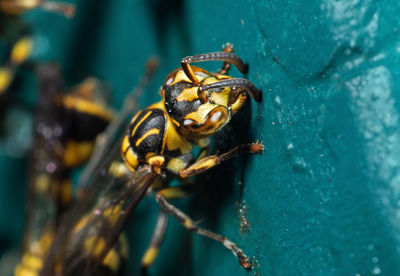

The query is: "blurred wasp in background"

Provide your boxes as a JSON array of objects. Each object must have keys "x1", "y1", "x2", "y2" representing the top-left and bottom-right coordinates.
[
  {"x1": 13, "y1": 57, "x2": 158, "y2": 276},
  {"x1": 0, "y1": 0, "x2": 76, "y2": 161},
  {"x1": 38, "y1": 44, "x2": 263, "y2": 276},
  {"x1": 0, "y1": 0, "x2": 75, "y2": 96},
  {"x1": 14, "y1": 63, "x2": 115, "y2": 276}
]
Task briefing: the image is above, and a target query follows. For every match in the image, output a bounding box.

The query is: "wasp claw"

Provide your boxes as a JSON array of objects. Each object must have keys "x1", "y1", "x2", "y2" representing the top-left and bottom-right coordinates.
[
  {"x1": 250, "y1": 140, "x2": 264, "y2": 154},
  {"x1": 239, "y1": 256, "x2": 252, "y2": 270}
]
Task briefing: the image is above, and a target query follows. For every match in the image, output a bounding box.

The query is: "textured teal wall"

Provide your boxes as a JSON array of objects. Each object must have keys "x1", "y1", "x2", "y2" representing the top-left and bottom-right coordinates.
[{"x1": 1, "y1": 0, "x2": 400, "y2": 275}]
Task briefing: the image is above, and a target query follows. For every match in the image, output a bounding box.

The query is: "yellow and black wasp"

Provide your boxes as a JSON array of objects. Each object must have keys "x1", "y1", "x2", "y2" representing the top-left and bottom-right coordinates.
[
  {"x1": 14, "y1": 63, "x2": 114, "y2": 276},
  {"x1": 39, "y1": 44, "x2": 263, "y2": 276}
]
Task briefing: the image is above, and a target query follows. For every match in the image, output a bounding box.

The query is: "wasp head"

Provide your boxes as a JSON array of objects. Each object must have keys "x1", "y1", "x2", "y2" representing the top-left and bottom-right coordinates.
[{"x1": 162, "y1": 67, "x2": 261, "y2": 140}]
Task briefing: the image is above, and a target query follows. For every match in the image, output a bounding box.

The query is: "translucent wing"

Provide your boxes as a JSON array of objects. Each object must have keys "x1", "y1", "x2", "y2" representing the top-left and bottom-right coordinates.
[
  {"x1": 22, "y1": 63, "x2": 65, "y2": 253},
  {"x1": 39, "y1": 59, "x2": 158, "y2": 276},
  {"x1": 14, "y1": 64, "x2": 68, "y2": 276},
  {"x1": 65, "y1": 166, "x2": 156, "y2": 275},
  {"x1": 39, "y1": 149, "x2": 157, "y2": 276}
]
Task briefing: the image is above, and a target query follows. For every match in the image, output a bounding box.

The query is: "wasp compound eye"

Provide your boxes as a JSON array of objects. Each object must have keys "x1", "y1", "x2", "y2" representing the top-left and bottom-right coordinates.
[{"x1": 180, "y1": 106, "x2": 229, "y2": 139}]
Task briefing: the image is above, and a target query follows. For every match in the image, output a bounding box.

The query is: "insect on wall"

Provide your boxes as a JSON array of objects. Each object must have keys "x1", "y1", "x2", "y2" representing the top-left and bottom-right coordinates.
[
  {"x1": 35, "y1": 44, "x2": 263, "y2": 276},
  {"x1": 0, "y1": 1, "x2": 266, "y2": 275}
]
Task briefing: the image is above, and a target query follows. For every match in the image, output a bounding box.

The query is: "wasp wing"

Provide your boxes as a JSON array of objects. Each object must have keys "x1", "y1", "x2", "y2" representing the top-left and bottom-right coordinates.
[
  {"x1": 78, "y1": 57, "x2": 158, "y2": 190},
  {"x1": 22, "y1": 63, "x2": 65, "y2": 253},
  {"x1": 40, "y1": 165, "x2": 156, "y2": 276},
  {"x1": 67, "y1": 166, "x2": 156, "y2": 275},
  {"x1": 40, "y1": 59, "x2": 158, "y2": 276}
]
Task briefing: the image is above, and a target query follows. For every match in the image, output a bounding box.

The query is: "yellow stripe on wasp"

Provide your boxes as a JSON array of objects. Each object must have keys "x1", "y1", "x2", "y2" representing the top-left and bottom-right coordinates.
[{"x1": 0, "y1": 36, "x2": 33, "y2": 95}]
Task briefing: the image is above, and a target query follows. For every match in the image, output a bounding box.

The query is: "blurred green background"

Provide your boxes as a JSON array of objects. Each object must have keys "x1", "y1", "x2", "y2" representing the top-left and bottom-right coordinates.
[{"x1": 1, "y1": 0, "x2": 400, "y2": 275}]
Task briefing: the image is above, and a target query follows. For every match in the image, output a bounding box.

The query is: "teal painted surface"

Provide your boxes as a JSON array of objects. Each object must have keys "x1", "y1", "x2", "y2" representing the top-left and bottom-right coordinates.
[{"x1": 1, "y1": 0, "x2": 400, "y2": 275}]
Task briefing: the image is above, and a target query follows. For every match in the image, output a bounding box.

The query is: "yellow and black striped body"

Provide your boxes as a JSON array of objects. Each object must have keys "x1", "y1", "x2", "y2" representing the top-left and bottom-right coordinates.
[
  {"x1": 15, "y1": 231, "x2": 54, "y2": 276},
  {"x1": 34, "y1": 50, "x2": 261, "y2": 275},
  {"x1": 60, "y1": 81, "x2": 114, "y2": 168},
  {"x1": 117, "y1": 53, "x2": 262, "y2": 272},
  {"x1": 14, "y1": 69, "x2": 114, "y2": 276},
  {"x1": 122, "y1": 66, "x2": 246, "y2": 177},
  {"x1": 59, "y1": 207, "x2": 128, "y2": 276},
  {"x1": 122, "y1": 101, "x2": 194, "y2": 176}
]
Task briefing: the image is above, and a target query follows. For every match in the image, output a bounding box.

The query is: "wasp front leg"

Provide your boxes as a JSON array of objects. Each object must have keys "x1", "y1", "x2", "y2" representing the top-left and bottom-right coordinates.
[{"x1": 179, "y1": 141, "x2": 264, "y2": 178}]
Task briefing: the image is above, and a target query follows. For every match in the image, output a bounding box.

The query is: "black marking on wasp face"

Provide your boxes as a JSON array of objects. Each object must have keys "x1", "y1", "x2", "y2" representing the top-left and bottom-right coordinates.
[
  {"x1": 162, "y1": 68, "x2": 235, "y2": 140},
  {"x1": 163, "y1": 81, "x2": 201, "y2": 124}
]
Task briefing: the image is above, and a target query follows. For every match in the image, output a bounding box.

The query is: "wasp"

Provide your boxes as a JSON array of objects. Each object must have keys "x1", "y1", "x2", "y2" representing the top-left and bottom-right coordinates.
[
  {"x1": 40, "y1": 44, "x2": 263, "y2": 276},
  {"x1": 14, "y1": 60, "x2": 158, "y2": 276},
  {"x1": 14, "y1": 64, "x2": 115, "y2": 276}
]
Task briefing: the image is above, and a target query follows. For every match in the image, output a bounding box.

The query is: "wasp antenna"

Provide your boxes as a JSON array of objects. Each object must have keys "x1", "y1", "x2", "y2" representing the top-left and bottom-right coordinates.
[
  {"x1": 202, "y1": 78, "x2": 262, "y2": 102},
  {"x1": 242, "y1": 63, "x2": 249, "y2": 75},
  {"x1": 40, "y1": 1, "x2": 75, "y2": 18}
]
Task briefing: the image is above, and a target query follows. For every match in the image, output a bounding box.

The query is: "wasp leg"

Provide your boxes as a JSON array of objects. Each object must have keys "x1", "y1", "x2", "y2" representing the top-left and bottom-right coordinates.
[
  {"x1": 180, "y1": 141, "x2": 264, "y2": 178},
  {"x1": 141, "y1": 186, "x2": 192, "y2": 274},
  {"x1": 181, "y1": 51, "x2": 248, "y2": 85},
  {"x1": 155, "y1": 187, "x2": 252, "y2": 270},
  {"x1": 217, "y1": 43, "x2": 235, "y2": 75},
  {"x1": 140, "y1": 211, "x2": 168, "y2": 275}
]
